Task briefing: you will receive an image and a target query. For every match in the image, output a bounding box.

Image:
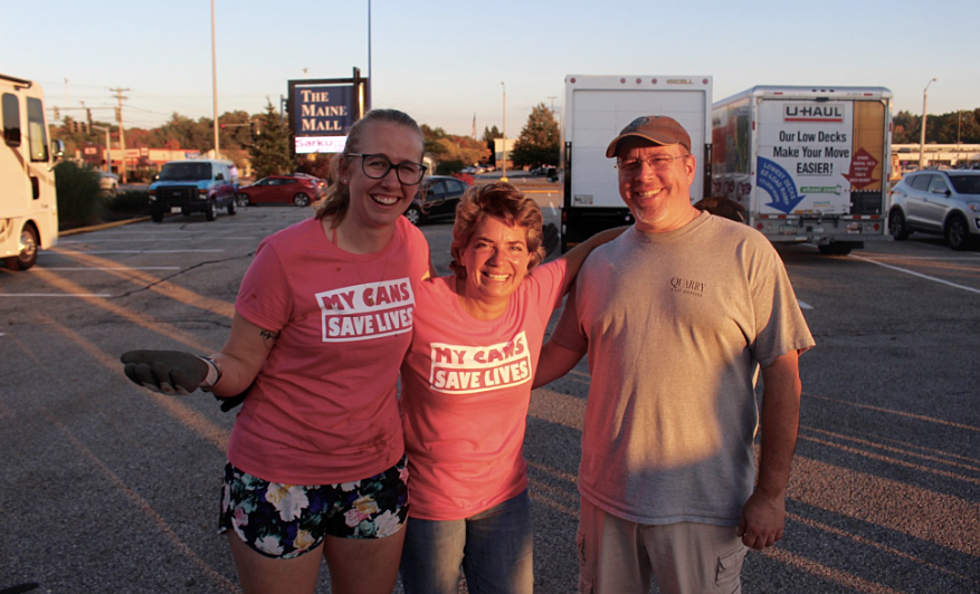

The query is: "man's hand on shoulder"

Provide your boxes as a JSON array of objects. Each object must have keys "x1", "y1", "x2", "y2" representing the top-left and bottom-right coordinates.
[{"x1": 736, "y1": 488, "x2": 786, "y2": 550}]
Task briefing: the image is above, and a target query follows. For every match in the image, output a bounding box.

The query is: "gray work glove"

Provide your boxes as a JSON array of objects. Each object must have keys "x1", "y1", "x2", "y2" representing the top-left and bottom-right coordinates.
[{"x1": 120, "y1": 350, "x2": 209, "y2": 396}]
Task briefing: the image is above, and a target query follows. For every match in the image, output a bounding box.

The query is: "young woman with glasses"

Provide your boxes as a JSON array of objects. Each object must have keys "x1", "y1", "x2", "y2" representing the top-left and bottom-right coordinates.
[{"x1": 122, "y1": 109, "x2": 433, "y2": 594}]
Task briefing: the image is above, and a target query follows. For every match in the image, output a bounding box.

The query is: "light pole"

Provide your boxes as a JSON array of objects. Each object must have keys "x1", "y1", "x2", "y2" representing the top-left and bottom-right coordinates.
[
  {"x1": 501, "y1": 81, "x2": 507, "y2": 182},
  {"x1": 918, "y1": 78, "x2": 936, "y2": 170},
  {"x1": 211, "y1": 0, "x2": 220, "y2": 158}
]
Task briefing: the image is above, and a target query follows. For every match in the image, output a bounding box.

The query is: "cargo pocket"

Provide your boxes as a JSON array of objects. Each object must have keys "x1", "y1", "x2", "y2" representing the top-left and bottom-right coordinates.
[
  {"x1": 576, "y1": 526, "x2": 596, "y2": 594},
  {"x1": 714, "y1": 545, "x2": 747, "y2": 593}
]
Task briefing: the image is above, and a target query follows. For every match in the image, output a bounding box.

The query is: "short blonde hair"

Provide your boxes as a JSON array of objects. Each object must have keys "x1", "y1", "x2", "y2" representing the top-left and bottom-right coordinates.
[{"x1": 449, "y1": 182, "x2": 545, "y2": 279}]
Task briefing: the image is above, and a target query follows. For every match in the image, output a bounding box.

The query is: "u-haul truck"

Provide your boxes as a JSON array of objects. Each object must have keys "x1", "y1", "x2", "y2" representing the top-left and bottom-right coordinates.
[
  {"x1": 560, "y1": 75, "x2": 713, "y2": 252},
  {"x1": 711, "y1": 86, "x2": 892, "y2": 255},
  {"x1": 1, "y1": 73, "x2": 61, "y2": 270}
]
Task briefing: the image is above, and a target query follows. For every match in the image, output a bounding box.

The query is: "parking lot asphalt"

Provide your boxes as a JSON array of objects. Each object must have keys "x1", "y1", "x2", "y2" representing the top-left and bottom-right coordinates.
[{"x1": 1, "y1": 203, "x2": 978, "y2": 593}]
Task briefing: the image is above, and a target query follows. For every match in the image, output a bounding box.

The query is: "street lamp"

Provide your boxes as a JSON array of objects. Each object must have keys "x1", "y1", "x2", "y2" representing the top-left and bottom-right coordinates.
[
  {"x1": 211, "y1": 0, "x2": 220, "y2": 158},
  {"x1": 501, "y1": 81, "x2": 507, "y2": 182},
  {"x1": 918, "y1": 78, "x2": 936, "y2": 170}
]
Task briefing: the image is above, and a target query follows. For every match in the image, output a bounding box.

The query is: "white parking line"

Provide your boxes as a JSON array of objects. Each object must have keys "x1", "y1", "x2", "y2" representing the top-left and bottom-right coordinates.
[
  {"x1": 851, "y1": 254, "x2": 980, "y2": 295},
  {"x1": 798, "y1": 300, "x2": 813, "y2": 310},
  {"x1": 44, "y1": 250, "x2": 225, "y2": 254},
  {"x1": 39, "y1": 267, "x2": 181, "y2": 271},
  {"x1": 0, "y1": 293, "x2": 112, "y2": 298},
  {"x1": 549, "y1": 201, "x2": 559, "y2": 216},
  {"x1": 59, "y1": 238, "x2": 257, "y2": 243}
]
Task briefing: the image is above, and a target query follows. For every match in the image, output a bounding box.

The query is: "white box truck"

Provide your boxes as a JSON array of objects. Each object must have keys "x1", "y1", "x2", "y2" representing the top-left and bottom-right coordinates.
[
  {"x1": 1, "y1": 73, "x2": 62, "y2": 270},
  {"x1": 711, "y1": 86, "x2": 892, "y2": 255},
  {"x1": 560, "y1": 75, "x2": 713, "y2": 252}
]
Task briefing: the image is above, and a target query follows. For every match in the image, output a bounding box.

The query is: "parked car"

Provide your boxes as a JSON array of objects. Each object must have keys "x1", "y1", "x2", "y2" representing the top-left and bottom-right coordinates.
[
  {"x1": 98, "y1": 171, "x2": 119, "y2": 195},
  {"x1": 888, "y1": 169, "x2": 980, "y2": 250},
  {"x1": 403, "y1": 175, "x2": 471, "y2": 226},
  {"x1": 290, "y1": 172, "x2": 328, "y2": 195},
  {"x1": 236, "y1": 175, "x2": 321, "y2": 207},
  {"x1": 148, "y1": 159, "x2": 239, "y2": 223}
]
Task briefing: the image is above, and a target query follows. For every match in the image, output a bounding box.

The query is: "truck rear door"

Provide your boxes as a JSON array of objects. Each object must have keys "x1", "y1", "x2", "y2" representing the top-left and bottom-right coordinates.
[{"x1": 569, "y1": 88, "x2": 708, "y2": 209}]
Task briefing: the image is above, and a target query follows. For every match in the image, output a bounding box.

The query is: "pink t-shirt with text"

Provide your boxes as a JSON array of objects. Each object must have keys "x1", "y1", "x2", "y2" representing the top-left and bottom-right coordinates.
[
  {"x1": 399, "y1": 259, "x2": 568, "y2": 520},
  {"x1": 229, "y1": 216, "x2": 430, "y2": 485}
]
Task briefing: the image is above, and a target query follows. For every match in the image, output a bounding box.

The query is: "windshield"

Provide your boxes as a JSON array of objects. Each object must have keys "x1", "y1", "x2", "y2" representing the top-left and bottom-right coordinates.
[
  {"x1": 159, "y1": 162, "x2": 212, "y2": 181},
  {"x1": 947, "y1": 174, "x2": 980, "y2": 196}
]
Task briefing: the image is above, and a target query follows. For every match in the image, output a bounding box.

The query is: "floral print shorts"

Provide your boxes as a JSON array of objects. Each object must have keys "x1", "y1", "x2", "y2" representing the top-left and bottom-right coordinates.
[{"x1": 218, "y1": 456, "x2": 409, "y2": 559}]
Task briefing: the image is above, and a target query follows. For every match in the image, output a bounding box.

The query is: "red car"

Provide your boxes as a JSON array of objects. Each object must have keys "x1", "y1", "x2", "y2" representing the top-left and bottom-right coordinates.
[{"x1": 236, "y1": 175, "x2": 322, "y2": 207}]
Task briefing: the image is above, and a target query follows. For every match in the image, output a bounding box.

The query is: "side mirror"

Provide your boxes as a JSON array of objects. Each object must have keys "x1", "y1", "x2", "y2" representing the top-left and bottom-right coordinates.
[
  {"x1": 51, "y1": 139, "x2": 65, "y2": 161},
  {"x1": 152, "y1": 174, "x2": 159, "y2": 182}
]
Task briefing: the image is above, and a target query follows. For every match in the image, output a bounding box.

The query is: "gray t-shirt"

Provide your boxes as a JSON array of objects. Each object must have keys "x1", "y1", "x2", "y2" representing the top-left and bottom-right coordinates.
[{"x1": 551, "y1": 212, "x2": 815, "y2": 526}]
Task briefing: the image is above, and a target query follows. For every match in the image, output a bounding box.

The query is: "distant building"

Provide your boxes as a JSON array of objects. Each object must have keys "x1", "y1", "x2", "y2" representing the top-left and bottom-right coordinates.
[
  {"x1": 76, "y1": 143, "x2": 201, "y2": 175},
  {"x1": 493, "y1": 138, "x2": 518, "y2": 169},
  {"x1": 892, "y1": 144, "x2": 980, "y2": 177}
]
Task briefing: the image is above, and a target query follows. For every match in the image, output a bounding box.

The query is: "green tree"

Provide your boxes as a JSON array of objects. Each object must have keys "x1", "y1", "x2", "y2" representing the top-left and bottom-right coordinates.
[
  {"x1": 421, "y1": 124, "x2": 449, "y2": 158},
  {"x1": 249, "y1": 101, "x2": 293, "y2": 178},
  {"x1": 892, "y1": 110, "x2": 919, "y2": 144},
  {"x1": 510, "y1": 103, "x2": 559, "y2": 169},
  {"x1": 482, "y1": 125, "x2": 501, "y2": 166}
]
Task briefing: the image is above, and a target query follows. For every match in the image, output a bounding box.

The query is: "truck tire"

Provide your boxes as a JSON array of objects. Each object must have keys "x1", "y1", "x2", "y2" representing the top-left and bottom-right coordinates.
[
  {"x1": 205, "y1": 200, "x2": 217, "y2": 221},
  {"x1": 3, "y1": 224, "x2": 39, "y2": 271},
  {"x1": 151, "y1": 210, "x2": 164, "y2": 223},
  {"x1": 888, "y1": 209, "x2": 910, "y2": 240},
  {"x1": 227, "y1": 198, "x2": 237, "y2": 215},
  {"x1": 818, "y1": 243, "x2": 853, "y2": 256},
  {"x1": 945, "y1": 214, "x2": 971, "y2": 251}
]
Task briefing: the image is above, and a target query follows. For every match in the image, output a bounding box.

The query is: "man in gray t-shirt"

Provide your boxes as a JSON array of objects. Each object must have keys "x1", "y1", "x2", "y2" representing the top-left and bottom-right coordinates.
[{"x1": 534, "y1": 115, "x2": 815, "y2": 594}]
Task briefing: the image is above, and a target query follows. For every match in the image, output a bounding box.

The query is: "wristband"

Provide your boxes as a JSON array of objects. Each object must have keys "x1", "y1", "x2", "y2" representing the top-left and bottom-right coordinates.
[{"x1": 198, "y1": 356, "x2": 222, "y2": 391}]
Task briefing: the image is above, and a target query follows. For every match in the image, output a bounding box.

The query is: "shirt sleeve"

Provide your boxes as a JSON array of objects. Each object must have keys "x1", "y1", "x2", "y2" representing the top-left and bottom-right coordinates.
[
  {"x1": 527, "y1": 258, "x2": 569, "y2": 312},
  {"x1": 235, "y1": 238, "x2": 293, "y2": 332},
  {"x1": 750, "y1": 243, "x2": 815, "y2": 367},
  {"x1": 403, "y1": 218, "x2": 432, "y2": 280}
]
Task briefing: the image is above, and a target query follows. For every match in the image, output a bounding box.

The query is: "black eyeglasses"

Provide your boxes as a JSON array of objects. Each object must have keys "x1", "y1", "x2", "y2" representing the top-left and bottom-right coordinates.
[
  {"x1": 347, "y1": 153, "x2": 427, "y2": 185},
  {"x1": 615, "y1": 154, "x2": 689, "y2": 173}
]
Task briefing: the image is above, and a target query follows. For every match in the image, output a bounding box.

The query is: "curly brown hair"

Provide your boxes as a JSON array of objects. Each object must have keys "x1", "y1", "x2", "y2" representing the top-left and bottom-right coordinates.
[
  {"x1": 314, "y1": 109, "x2": 425, "y2": 225},
  {"x1": 449, "y1": 182, "x2": 545, "y2": 279}
]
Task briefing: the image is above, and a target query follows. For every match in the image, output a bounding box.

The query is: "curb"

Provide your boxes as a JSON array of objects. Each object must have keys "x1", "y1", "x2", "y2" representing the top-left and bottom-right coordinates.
[{"x1": 59, "y1": 217, "x2": 151, "y2": 237}]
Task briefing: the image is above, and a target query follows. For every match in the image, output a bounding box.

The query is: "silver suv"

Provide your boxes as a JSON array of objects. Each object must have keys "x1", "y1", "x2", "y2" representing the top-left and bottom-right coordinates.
[{"x1": 888, "y1": 169, "x2": 980, "y2": 250}]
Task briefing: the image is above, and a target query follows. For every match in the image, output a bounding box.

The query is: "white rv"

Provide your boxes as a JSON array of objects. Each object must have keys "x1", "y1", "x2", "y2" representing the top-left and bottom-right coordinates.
[
  {"x1": 1, "y1": 73, "x2": 62, "y2": 270},
  {"x1": 559, "y1": 75, "x2": 713, "y2": 252}
]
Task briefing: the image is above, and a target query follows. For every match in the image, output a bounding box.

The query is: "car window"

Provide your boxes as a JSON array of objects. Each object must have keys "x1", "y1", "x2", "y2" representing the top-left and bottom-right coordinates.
[
  {"x1": 909, "y1": 174, "x2": 932, "y2": 191},
  {"x1": 447, "y1": 179, "x2": 466, "y2": 194},
  {"x1": 428, "y1": 181, "x2": 447, "y2": 199},
  {"x1": 947, "y1": 174, "x2": 980, "y2": 195},
  {"x1": 928, "y1": 176, "x2": 948, "y2": 194}
]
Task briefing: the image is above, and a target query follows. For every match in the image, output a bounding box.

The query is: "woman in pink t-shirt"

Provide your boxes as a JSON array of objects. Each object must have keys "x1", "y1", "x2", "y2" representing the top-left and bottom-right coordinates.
[
  {"x1": 121, "y1": 109, "x2": 432, "y2": 594},
  {"x1": 398, "y1": 183, "x2": 622, "y2": 594}
]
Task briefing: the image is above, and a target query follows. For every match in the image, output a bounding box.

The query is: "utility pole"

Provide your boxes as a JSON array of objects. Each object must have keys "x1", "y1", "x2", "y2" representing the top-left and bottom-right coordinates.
[
  {"x1": 110, "y1": 87, "x2": 130, "y2": 183},
  {"x1": 210, "y1": 0, "x2": 220, "y2": 158},
  {"x1": 501, "y1": 82, "x2": 508, "y2": 183},
  {"x1": 918, "y1": 78, "x2": 936, "y2": 170},
  {"x1": 548, "y1": 96, "x2": 557, "y2": 113},
  {"x1": 91, "y1": 124, "x2": 112, "y2": 173}
]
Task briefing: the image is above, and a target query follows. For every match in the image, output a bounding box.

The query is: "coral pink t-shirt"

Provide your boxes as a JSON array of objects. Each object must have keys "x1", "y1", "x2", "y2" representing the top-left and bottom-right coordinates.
[
  {"x1": 399, "y1": 259, "x2": 568, "y2": 520},
  {"x1": 229, "y1": 216, "x2": 430, "y2": 485}
]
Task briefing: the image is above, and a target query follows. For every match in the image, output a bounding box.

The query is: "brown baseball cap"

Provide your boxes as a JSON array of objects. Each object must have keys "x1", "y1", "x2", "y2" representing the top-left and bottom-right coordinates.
[{"x1": 605, "y1": 115, "x2": 691, "y2": 158}]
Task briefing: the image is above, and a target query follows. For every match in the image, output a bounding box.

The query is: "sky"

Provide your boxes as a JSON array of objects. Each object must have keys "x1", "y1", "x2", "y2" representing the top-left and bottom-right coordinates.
[{"x1": 5, "y1": 0, "x2": 978, "y2": 137}]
